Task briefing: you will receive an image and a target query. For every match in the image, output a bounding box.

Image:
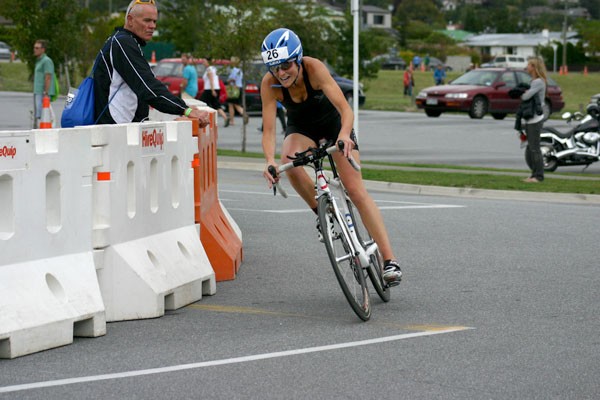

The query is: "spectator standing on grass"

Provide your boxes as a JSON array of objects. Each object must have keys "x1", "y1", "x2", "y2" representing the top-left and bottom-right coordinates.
[
  {"x1": 412, "y1": 55, "x2": 421, "y2": 70},
  {"x1": 93, "y1": 0, "x2": 209, "y2": 126},
  {"x1": 403, "y1": 67, "x2": 413, "y2": 97},
  {"x1": 433, "y1": 64, "x2": 446, "y2": 85},
  {"x1": 33, "y1": 39, "x2": 55, "y2": 128}
]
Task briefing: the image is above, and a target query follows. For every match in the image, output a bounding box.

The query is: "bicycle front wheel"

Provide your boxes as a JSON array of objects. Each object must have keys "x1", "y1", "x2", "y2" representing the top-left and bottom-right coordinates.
[
  {"x1": 347, "y1": 199, "x2": 390, "y2": 303},
  {"x1": 318, "y1": 195, "x2": 371, "y2": 321}
]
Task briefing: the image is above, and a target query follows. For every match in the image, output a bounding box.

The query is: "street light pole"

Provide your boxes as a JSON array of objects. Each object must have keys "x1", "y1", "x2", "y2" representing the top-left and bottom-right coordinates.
[{"x1": 351, "y1": 0, "x2": 360, "y2": 137}]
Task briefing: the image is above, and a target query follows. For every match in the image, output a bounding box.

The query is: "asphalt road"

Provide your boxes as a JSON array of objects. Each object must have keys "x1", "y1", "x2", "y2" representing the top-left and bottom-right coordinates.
[
  {"x1": 1, "y1": 92, "x2": 599, "y2": 398},
  {"x1": 1, "y1": 165, "x2": 599, "y2": 399}
]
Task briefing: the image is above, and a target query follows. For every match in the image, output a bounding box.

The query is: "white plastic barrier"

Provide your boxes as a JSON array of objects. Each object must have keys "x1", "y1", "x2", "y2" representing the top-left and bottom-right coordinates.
[
  {"x1": 89, "y1": 121, "x2": 216, "y2": 321},
  {"x1": 150, "y1": 103, "x2": 244, "y2": 247},
  {"x1": 0, "y1": 129, "x2": 106, "y2": 359}
]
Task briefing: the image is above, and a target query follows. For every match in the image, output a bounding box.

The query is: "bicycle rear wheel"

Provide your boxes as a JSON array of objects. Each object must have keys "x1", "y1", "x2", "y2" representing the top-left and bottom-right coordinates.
[
  {"x1": 318, "y1": 195, "x2": 371, "y2": 321},
  {"x1": 347, "y1": 199, "x2": 390, "y2": 303}
]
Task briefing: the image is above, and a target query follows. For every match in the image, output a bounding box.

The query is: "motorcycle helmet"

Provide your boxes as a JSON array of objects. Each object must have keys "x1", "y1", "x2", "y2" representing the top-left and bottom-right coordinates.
[
  {"x1": 261, "y1": 28, "x2": 303, "y2": 68},
  {"x1": 586, "y1": 102, "x2": 600, "y2": 119}
]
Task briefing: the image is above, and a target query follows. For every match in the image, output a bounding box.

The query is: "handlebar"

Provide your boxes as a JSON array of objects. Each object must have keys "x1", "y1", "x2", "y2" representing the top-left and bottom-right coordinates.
[
  {"x1": 268, "y1": 141, "x2": 360, "y2": 198},
  {"x1": 267, "y1": 165, "x2": 288, "y2": 198}
]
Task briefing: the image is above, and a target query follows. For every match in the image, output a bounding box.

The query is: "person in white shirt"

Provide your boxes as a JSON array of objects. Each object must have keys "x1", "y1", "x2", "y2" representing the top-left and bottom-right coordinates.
[{"x1": 200, "y1": 58, "x2": 228, "y2": 126}]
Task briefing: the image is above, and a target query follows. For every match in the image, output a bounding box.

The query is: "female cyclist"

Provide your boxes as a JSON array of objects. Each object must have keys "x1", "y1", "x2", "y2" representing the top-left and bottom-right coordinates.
[{"x1": 260, "y1": 28, "x2": 402, "y2": 286}]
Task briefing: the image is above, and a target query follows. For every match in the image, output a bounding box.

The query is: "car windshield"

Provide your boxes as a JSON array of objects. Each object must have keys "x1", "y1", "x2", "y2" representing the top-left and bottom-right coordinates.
[
  {"x1": 154, "y1": 62, "x2": 176, "y2": 76},
  {"x1": 451, "y1": 70, "x2": 499, "y2": 86},
  {"x1": 244, "y1": 62, "x2": 266, "y2": 82}
]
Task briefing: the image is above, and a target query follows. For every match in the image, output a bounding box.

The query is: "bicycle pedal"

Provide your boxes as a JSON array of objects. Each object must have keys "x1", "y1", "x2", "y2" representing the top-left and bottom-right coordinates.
[{"x1": 385, "y1": 280, "x2": 401, "y2": 288}]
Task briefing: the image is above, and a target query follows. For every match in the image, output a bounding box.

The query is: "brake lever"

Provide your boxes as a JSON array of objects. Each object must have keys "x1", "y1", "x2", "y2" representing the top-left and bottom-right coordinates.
[
  {"x1": 337, "y1": 140, "x2": 361, "y2": 171},
  {"x1": 267, "y1": 165, "x2": 288, "y2": 198}
]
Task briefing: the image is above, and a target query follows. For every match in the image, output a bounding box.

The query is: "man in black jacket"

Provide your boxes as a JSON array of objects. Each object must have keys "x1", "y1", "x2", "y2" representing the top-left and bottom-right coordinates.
[{"x1": 93, "y1": 0, "x2": 209, "y2": 126}]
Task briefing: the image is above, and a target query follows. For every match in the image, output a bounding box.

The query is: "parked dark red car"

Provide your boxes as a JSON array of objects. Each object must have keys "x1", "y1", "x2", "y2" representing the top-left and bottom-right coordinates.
[{"x1": 415, "y1": 68, "x2": 564, "y2": 119}]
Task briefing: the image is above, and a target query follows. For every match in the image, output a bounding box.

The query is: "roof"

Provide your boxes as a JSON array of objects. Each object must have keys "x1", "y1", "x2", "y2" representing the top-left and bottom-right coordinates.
[
  {"x1": 362, "y1": 5, "x2": 390, "y2": 13},
  {"x1": 439, "y1": 29, "x2": 474, "y2": 42},
  {"x1": 463, "y1": 31, "x2": 579, "y2": 47}
]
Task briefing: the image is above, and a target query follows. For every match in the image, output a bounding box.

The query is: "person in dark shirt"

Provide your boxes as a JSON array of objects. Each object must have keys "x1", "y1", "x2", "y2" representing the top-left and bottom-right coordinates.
[{"x1": 93, "y1": 0, "x2": 209, "y2": 126}]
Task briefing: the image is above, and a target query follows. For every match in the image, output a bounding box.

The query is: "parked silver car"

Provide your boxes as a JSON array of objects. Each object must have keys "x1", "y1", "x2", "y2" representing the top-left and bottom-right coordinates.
[{"x1": 0, "y1": 41, "x2": 11, "y2": 60}]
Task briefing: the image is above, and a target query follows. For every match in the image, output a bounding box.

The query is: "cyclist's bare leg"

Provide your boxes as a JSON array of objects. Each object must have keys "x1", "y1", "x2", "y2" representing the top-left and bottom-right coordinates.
[
  {"x1": 281, "y1": 133, "x2": 318, "y2": 209},
  {"x1": 332, "y1": 150, "x2": 396, "y2": 262}
]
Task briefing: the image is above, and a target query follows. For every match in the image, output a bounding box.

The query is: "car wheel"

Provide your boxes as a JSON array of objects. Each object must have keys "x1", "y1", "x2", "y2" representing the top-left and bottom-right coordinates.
[
  {"x1": 491, "y1": 113, "x2": 507, "y2": 120},
  {"x1": 469, "y1": 96, "x2": 488, "y2": 119},
  {"x1": 425, "y1": 109, "x2": 442, "y2": 117}
]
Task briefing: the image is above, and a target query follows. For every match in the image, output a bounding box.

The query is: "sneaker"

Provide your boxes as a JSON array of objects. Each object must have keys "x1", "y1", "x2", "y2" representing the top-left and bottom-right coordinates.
[{"x1": 383, "y1": 260, "x2": 402, "y2": 287}]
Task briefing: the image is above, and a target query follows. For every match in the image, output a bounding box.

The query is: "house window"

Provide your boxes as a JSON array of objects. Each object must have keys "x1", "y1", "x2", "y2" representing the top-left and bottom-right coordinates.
[{"x1": 373, "y1": 15, "x2": 384, "y2": 25}]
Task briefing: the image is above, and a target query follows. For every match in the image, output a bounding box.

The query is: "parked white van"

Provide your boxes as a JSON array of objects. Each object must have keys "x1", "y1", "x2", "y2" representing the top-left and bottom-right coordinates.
[{"x1": 491, "y1": 54, "x2": 528, "y2": 69}]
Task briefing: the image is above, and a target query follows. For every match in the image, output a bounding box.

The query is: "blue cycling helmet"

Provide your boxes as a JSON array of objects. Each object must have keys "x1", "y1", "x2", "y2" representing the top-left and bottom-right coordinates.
[{"x1": 261, "y1": 28, "x2": 303, "y2": 67}]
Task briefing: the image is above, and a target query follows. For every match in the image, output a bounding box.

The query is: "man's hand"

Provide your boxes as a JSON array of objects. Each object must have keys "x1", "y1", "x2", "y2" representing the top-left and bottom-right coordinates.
[{"x1": 186, "y1": 109, "x2": 210, "y2": 128}]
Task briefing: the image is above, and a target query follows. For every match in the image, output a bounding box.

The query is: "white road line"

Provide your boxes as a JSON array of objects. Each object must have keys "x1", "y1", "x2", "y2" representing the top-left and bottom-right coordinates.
[
  {"x1": 228, "y1": 204, "x2": 464, "y2": 213},
  {"x1": 220, "y1": 189, "x2": 465, "y2": 210},
  {"x1": 0, "y1": 327, "x2": 471, "y2": 394}
]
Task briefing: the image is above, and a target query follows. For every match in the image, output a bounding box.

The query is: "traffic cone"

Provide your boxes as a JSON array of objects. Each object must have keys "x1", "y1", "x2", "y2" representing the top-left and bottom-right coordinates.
[
  {"x1": 151, "y1": 50, "x2": 156, "y2": 63},
  {"x1": 39, "y1": 95, "x2": 52, "y2": 129},
  {"x1": 584, "y1": 66, "x2": 588, "y2": 76}
]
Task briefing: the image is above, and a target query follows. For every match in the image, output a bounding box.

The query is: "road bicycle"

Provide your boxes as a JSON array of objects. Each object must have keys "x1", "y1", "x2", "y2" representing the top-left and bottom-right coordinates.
[{"x1": 268, "y1": 141, "x2": 390, "y2": 321}]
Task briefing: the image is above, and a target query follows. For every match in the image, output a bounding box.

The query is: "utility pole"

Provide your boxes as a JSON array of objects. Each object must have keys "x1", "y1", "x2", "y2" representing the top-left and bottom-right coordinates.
[{"x1": 561, "y1": 0, "x2": 568, "y2": 71}]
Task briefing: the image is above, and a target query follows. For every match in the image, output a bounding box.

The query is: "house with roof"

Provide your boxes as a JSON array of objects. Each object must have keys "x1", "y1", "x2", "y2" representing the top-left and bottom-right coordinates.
[{"x1": 462, "y1": 30, "x2": 579, "y2": 59}]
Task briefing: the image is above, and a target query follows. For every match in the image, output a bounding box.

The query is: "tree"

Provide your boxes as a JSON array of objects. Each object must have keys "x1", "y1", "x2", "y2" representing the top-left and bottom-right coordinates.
[
  {"x1": 576, "y1": 19, "x2": 600, "y2": 57},
  {"x1": 0, "y1": 0, "x2": 86, "y2": 81},
  {"x1": 334, "y1": 12, "x2": 392, "y2": 79}
]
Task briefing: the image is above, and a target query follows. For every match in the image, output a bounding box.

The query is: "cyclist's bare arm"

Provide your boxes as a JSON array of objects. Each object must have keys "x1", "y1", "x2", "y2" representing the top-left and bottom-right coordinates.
[{"x1": 260, "y1": 73, "x2": 282, "y2": 186}]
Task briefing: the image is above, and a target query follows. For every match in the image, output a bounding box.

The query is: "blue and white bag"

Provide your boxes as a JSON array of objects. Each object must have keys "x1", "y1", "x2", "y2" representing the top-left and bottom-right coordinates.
[
  {"x1": 61, "y1": 48, "x2": 120, "y2": 128},
  {"x1": 61, "y1": 76, "x2": 96, "y2": 128}
]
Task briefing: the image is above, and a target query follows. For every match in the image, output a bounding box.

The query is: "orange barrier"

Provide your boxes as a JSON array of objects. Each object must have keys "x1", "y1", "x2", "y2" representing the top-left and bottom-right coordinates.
[
  {"x1": 191, "y1": 113, "x2": 243, "y2": 281},
  {"x1": 39, "y1": 95, "x2": 52, "y2": 129}
]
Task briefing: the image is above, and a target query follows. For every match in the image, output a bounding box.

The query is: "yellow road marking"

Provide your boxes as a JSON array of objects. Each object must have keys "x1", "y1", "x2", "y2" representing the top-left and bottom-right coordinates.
[{"x1": 189, "y1": 304, "x2": 471, "y2": 332}]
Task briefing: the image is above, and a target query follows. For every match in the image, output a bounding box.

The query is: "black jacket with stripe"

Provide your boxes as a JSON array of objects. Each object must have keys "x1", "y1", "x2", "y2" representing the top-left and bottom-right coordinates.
[{"x1": 93, "y1": 28, "x2": 187, "y2": 124}]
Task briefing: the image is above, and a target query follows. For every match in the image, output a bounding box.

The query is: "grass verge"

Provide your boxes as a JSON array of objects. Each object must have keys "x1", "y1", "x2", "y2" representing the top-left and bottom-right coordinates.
[{"x1": 217, "y1": 149, "x2": 599, "y2": 195}]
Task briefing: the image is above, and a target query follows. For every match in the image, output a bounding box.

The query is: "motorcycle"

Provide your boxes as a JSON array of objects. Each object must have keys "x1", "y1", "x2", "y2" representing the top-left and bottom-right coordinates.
[{"x1": 526, "y1": 103, "x2": 600, "y2": 172}]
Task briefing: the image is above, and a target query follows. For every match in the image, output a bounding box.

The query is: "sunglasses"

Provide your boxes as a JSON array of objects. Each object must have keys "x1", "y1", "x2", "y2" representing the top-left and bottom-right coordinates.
[
  {"x1": 269, "y1": 60, "x2": 296, "y2": 74},
  {"x1": 126, "y1": 0, "x2": 156, "y2": 15}
]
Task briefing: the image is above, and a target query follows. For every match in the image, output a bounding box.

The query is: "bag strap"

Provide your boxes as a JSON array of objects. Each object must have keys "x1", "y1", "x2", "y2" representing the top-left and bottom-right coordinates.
[
  {"x1": 94, "y1": 83, "x2": 123, "y2": 124},
  {"x1": 93, "y1": 30, "x2": 126, "y2": 124}
]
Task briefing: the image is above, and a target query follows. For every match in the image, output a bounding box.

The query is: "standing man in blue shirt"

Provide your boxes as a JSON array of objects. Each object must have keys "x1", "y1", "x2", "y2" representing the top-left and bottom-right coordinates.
[
  {"x1": 433, "y1": 64, "x2": 446, "y2": 85},
  {"x1": 181, "y1": 53, "x2": 198, "y2": 100},
  {"x1": 33, "y1": 39, "x2": 55, "y2": 128}
]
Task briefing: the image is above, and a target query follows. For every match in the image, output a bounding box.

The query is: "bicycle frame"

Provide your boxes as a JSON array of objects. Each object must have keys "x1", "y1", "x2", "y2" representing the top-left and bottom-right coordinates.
[
  {"x1": 310, "y1": 146, "x2": 377, "y2": 269},
  {"x1": 272, "y1": 141, "x2": 390, "y2": 320}
]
